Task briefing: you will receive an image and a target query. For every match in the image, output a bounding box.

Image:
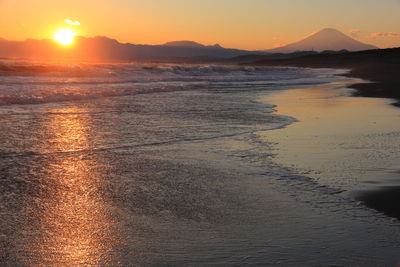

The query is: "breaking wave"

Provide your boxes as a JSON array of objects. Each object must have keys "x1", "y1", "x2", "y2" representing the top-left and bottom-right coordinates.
[{"x1": 0, "y1": 60, "x2": 341, "y2": 105}]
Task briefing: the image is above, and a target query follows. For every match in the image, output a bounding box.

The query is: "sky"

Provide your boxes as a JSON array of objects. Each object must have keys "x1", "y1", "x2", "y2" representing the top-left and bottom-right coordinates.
[{"x1": 1, "y1": 0, "x2": 400, "y2": 50}]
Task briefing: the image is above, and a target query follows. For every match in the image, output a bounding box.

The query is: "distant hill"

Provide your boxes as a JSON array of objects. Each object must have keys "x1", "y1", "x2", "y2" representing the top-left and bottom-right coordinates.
[
  {"x1": 163, "y1": 40, "x2": 223, "y2": 49},
  {"x1": 227, "y1": 51, "x2": 320, "y2": 64},
  {"x1": 0, "y1": 36, "x2": 263, "y2": 62},
  {"x1": 251, "y1": 47, "x2": 400, "y2": 67},
  {"x1": 267, "y1": 28, "x2": 377, "y2": 53},
  {"x1": 163, "y1": 40, "x2": 205, "y2": 48}
]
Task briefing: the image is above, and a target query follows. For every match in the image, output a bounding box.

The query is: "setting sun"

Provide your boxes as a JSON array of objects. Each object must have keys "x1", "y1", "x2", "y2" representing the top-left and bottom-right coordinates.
[{"x1": 54, "y1": 29, "x2": 76, "y2": 45}]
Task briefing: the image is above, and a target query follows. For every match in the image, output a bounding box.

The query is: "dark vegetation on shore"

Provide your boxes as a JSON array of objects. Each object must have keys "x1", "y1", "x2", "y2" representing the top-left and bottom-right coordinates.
[{"x1": 239, "y1": 47, "x2": 400, "y2": 106}]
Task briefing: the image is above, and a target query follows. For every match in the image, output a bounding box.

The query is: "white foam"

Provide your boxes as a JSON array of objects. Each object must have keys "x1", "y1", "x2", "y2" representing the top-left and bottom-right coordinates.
[{"x1": 0, "y1": 61, "x2": 339, "y2": 106}]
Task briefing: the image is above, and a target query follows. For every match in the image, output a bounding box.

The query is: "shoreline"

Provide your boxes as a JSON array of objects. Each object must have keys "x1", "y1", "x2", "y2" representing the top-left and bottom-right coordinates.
[{"x1": 259, "y1": 77, "x2": 400, "y2": 221}]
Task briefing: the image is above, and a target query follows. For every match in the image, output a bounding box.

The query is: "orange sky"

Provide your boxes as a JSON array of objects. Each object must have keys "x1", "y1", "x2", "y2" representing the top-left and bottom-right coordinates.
[{"x1": 1, "y1": 0, "x2": 400, "y2": 50}]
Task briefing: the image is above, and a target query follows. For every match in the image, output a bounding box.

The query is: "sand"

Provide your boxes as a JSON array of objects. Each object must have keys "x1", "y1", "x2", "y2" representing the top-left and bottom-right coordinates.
[{"x1": 260, "y1": 76, "x2": 400, "y2": 220}]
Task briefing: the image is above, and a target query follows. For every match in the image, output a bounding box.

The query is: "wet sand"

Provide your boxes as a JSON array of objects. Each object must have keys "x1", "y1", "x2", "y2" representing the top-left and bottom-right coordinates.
[{"x1": 260, "y1": 76, "x2": 400, "y2": 220}]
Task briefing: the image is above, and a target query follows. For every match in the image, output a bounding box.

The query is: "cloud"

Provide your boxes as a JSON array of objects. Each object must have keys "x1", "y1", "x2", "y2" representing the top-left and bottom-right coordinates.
[
  {"x1": 65, "y1": 19, "x2": 81, "y2": 26},
  {"x1": 370, "y1": 32, "x2": 400, "y2": 38},
  {"x1": 348, "y1": 29, "x2": 360, "y2": 38}
]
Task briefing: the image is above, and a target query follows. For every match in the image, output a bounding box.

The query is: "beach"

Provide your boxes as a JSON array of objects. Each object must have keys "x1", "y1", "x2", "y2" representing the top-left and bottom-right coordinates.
[
  {"x1": 0, "y1": 62, "x2": 399, "y2": 266},
  {"x1": 261, "y1": 76, "x2": 400, "y2": 219}
]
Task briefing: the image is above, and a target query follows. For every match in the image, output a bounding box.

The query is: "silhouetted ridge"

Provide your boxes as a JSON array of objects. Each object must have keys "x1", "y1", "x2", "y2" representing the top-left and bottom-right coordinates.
[
  {"x1": 0, "y1": 36, "x2": 264, "y2": 61},
  {"x1": 163, "y1": 41, "x2": 205, "y2": 48},
  {"x1": 163, "y1": 41, "x2": 224, "y2": 49}
]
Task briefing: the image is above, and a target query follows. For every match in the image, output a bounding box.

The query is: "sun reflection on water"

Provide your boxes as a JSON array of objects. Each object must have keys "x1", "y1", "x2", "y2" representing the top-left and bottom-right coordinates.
[{"x1": 23, "y1": 106, "x2": 118, "y2": 266}]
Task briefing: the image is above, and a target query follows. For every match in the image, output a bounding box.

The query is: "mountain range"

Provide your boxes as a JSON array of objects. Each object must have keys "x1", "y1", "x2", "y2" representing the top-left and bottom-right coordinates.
[
  {"x1": 0, "y1": 36, "x2": 265, "y2": 61},
  {"x1": 0, "y1": 28, "x2": 378, "y2": 62},
  {"x1": 0, "y1": 36, "x2": 260, "y2": 62}
]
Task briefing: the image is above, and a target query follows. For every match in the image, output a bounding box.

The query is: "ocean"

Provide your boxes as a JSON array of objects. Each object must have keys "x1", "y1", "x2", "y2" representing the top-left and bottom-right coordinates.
[{"x1": 0, "y1": 60, "x2": 399, "y2": 266}]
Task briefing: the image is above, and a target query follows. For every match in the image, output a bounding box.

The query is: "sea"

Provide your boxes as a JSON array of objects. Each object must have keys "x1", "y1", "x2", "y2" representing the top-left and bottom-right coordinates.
[{"x1": 0, "y1": 60, "x2": 399, "y2": 266}]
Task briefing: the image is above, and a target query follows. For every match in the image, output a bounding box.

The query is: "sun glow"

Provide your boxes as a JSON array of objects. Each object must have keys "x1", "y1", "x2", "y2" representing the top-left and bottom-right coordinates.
[{"x1": 54, "y1": 29, "x2": 76, "y2": 45}]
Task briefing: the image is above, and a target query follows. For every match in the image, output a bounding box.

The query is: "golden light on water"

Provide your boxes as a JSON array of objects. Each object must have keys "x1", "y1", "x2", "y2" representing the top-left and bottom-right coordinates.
[
  {"x1": 23, "y1": 106, "x2": 118, "y2": 266},
  {"x1": 54, "y1": 29, "x2": 76, "y2": 45}
]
